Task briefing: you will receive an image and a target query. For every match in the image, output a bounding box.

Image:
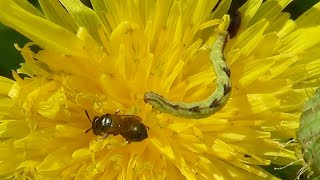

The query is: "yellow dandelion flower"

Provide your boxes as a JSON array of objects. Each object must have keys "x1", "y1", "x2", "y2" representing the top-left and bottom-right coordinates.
[{"x1": 1, "y1": 0, "x2": 320, "y2": 179}]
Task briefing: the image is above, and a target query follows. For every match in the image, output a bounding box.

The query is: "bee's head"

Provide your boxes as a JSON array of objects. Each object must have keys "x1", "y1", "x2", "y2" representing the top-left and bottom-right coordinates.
[
  {"x1": 91, "y1": 114, "x2": 112, "y2": 136},
  {"x1": 85, "y1": 110, "x2": 112, "y2": 136}
]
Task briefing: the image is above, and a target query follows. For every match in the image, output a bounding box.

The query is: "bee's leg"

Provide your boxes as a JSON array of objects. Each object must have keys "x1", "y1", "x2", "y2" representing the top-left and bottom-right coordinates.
[
  {"x1": 126, "y1": 138, "x2": 132, "y2": 144},
  {"x1": 102, "y1": 134, "x2": 109, "y2": 139},
  {"x1": 98, "y1": 134, "x2": 109, "y2": 141}
]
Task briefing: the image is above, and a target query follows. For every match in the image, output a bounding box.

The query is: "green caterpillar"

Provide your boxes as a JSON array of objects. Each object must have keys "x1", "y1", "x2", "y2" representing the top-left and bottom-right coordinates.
[
  {"x1": 298, "y1": 88, "x2": 320, "y2": 178},
  {"x1": 144, "y1": 31, "x2": 231, "y2": 119}
]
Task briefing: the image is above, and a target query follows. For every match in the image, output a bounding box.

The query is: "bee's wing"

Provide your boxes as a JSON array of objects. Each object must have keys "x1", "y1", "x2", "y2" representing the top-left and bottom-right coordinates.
[{"x1": 118, "y1": 115, "x2": 142, "y2": 122}]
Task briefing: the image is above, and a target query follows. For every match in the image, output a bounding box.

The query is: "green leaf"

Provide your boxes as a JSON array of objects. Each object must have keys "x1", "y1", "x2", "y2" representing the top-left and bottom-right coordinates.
[
  {"x1": 298, "y1": 88, "x2": 320, "y2": 178},
  {"x1": 0, "y1": 24, "x2": 28, "y2": 78},
  {"x1": 283, "y1": 0, "x2": 319, "y2": 20}
]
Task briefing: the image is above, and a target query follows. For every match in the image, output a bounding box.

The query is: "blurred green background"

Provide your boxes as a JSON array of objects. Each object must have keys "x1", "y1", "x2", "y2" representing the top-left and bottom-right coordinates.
[{"x1": 0, "y1": 0, "x2": 319, "y2": 179}]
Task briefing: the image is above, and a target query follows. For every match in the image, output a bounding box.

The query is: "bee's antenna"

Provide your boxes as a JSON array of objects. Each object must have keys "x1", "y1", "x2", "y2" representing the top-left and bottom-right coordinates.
[
  {"x1": 85, "y1": 127, "x2": 92, "y2": 133},
  {"x1": 85, "y1": 110, "x2": 92, "y2": 123},
  {"x1": 84, "y1": 110, "x2": 93, "y2": 134}
]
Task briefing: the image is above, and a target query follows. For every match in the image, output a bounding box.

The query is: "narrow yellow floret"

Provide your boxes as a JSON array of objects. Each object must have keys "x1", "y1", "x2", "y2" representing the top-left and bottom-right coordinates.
[{"x1": 0, "y1": 0, "x2": 320, "y2": 179}]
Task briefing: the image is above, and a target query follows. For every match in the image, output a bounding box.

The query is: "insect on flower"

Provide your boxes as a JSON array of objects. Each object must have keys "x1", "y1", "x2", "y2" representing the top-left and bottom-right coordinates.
[
  {"x1": 143, "y1": 30, "x2": 231, "y2": 119},
  {"x1": 85, "y1": 110, "x2": 149, "y2": 142}
]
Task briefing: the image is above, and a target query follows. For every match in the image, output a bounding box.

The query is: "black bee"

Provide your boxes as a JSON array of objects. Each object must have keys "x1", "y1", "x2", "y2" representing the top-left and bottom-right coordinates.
[{"x1": 85, "y1": 110, "x2": 148, "y2": 142}]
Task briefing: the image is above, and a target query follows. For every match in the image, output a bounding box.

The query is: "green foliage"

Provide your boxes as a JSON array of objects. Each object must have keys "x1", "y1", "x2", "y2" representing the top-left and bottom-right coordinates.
[
  {"x1": 298, "y1": 88, "x2": 320, "y2": 178},
  {"x1": 0, "y1": 26, "x2": 29, "y2": 78},
  {"x1": 283, "y1": 0, "x2": 320, "y2": 20}
]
